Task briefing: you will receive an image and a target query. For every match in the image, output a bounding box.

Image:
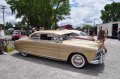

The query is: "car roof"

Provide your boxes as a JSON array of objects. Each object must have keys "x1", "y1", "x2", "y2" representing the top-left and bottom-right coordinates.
[
  {"x1": 66, "y1": 30, "x2": 82, "y2": 34},
  {"x1": 34, "y1": 30, "x2": 72, "y2": 35}
]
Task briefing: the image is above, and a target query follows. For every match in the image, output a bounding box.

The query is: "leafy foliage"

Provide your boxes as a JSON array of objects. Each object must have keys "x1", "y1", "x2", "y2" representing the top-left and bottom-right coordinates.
[
  {"x1": 0, "y1": 24, "x2": 5, "y2": 29},
  {"x1": 101, "y1": 2, "x2": 120, "y2": 23},
  {"x1": 83, "y1": 24, "x2": 92, "y2": 30},
  {"x1": 6, "y1": 22, "x2": 13, "y2": 29},
  {"x1": 76, "y1": 24, "x2": 92, "y2": 31},
  {"x1": 6, "y1": 0, "x2": 70, "y2": 29}
]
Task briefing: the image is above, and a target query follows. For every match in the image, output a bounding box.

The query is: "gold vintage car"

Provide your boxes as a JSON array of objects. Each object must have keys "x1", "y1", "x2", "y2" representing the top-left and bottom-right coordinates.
[{"x1": 14, "y1": 30, "x2": 106, "y2": 68}]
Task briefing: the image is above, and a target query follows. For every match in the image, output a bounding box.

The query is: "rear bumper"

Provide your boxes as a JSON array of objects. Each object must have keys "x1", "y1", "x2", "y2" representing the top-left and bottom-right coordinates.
[{"x1": 90, "y1": 48, "x2": 106, "y2": 64}]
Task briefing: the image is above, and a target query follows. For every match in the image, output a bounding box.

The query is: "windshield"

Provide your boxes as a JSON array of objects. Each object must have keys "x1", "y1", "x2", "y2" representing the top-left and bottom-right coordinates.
[{"x1": 79, "y1": 32, "x2": 88, "y2": 36}]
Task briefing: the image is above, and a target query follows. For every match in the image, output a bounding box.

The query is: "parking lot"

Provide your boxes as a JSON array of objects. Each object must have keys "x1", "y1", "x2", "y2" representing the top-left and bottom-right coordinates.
[{"x1": 0, "y1": 38, "x2": 120, "y2": 79}]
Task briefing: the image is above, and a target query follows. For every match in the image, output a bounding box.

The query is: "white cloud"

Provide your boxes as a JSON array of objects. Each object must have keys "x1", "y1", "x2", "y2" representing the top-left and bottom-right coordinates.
[
  {"x1": 0, "y1": 0, "x2": 120, "y2": 28},
  {"x1": 58, "y1": 0, "x2": 120, "y2": 28},
  {"x1": 0, "y1": 0, "x2": 20, "y2": 25}
]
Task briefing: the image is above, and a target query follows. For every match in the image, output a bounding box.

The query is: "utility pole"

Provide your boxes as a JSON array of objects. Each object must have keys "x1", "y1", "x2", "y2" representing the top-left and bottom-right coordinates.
[
  {"x1": 93, "y1": 19, "x2": 96, "y2": 27},
  {"x1": 0, "y1": 5, "x2": 6, "y2": 26}
]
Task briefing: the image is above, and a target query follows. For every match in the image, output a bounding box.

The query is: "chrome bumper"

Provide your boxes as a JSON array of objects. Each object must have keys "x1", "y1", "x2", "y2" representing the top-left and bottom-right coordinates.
[{"x1": 90, "y1": 48, "x2": 106, "y2": 64}]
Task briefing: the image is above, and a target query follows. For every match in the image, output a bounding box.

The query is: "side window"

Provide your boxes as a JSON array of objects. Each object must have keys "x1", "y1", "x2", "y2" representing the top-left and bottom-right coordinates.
[
  {"x1": 31, "y1": 33, "x2": 40, "y2": 39},
  {"x1": 40, "y1": 34, "x2": 56, "y2": 41},
  {"x1": 40, "y1": 34, "x2": 48, "y2": 40}
]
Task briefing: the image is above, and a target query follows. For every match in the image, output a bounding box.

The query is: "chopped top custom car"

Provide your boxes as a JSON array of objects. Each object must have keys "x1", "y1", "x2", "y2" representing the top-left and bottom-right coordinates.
[{"x1": 14, "y1": 30, "x2": 106, "y2": 68}]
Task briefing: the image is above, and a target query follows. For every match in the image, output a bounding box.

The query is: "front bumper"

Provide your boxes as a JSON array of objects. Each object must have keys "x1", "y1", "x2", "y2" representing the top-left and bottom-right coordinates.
[{"x1": 90, "y1": 48, "x2": 106, "y2": 64}]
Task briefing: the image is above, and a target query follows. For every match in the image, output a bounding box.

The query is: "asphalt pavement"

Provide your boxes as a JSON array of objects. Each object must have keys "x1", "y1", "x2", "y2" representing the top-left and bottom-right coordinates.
[{"x1": 0, "y1": 38, "x2": 120, "y2": 79}]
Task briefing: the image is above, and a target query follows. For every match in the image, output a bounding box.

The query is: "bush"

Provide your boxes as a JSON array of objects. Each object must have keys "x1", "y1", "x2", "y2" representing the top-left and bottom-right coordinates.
[
  {"x1": 6, "y1": 41, "x2": 14, "y2": 53},
  {"x1": 5, "y1": 30, "x2": 13, "y2": 35}
]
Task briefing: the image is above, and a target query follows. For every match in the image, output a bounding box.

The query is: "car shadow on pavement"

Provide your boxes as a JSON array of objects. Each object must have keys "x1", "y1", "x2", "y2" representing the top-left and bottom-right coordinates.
[{"x1": 11, "y1": 52, "x2": 105, "y2": 76}]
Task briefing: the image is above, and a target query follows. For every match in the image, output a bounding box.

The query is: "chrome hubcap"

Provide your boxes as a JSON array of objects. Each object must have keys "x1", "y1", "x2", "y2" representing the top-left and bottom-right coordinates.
[
  {"x1": 71, "y1": 54, "x2": 85, "y2": 68},
  {"x1": 74, "y1": 56, "x2": 83, "y2": 63},
  {"x1": 21, "y1": 52, "x2": 27, "y2": 56}
]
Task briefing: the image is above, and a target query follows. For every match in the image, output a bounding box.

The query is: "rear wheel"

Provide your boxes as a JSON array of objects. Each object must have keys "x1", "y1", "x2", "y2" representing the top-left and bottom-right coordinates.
[
  {"x1": 70, "y1": 54, "x2": 86, "y2": 68},
  {"x1": 21, "y1": 52, "x2": 28, "y2": 57}
]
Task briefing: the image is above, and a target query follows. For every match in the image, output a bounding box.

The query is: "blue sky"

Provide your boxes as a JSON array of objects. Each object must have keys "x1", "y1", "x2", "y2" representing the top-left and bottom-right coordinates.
[{"x1": 0, "y1": 0, "x2": 120, "y2": 28}]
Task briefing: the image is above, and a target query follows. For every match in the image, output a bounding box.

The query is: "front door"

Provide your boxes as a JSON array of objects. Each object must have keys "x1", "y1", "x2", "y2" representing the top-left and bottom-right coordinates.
[
  {"x1": 37, "y1": 34, "x2": 60, "y2": 58},
  {"x1": 38, "y1": 41, "x2": 60, "y2": 58},
  {"x1": 27, "y1": 33, "x2": 60, "y2": 58},
  {"x1": 112, "y1": 24, "x2": 118, "y2": 37}
]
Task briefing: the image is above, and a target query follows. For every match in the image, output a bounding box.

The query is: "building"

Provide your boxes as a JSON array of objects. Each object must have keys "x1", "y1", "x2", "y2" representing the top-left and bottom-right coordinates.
[
  {"x1": 97, "y1": 21, "x2": 120, "y2": 37},
  {"x1": 60, "y1": 24, "x2": 73, "y2": 30}
]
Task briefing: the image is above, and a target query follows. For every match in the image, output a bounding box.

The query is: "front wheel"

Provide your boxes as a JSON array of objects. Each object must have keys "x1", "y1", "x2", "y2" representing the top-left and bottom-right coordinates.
[{"x1": 70, "y1": 54, "x2": 86, "y2": 68}]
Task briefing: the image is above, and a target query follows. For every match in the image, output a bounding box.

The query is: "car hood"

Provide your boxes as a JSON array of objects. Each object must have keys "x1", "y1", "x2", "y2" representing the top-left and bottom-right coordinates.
[{"x1": 62, "y1": 39, "x2": 99, "y2": 49}]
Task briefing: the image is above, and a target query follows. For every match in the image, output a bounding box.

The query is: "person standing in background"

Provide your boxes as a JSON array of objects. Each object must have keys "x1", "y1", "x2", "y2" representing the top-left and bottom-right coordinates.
[
  {"x1": 0, "y1": 26, "x2": 7, "y2": 54},
  {"x1": 89, "y1": 28, "x2": 93, "y2": 36},
  {"x1": 105, "y1": 28, "x2": 108, "y2": 38},
  {"x1": 97, "y1": 26, "x2": 107, "y2": 52}
]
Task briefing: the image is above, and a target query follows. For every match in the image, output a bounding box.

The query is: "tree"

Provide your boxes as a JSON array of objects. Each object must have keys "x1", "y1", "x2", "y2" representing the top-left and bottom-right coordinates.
[
  {"x1": 15, "y1": 22, "x2": 30, "y2": 30},
  {"x1": 0, "y1": 24, "x2": 5, "y2": 29},
  {"x1": 6, "y1": 22, "x2": 13, "y2": 29},
  {"x1": 6, "y1": 0, "x2": 70, "y2": 29},
  {"x1": 82, "y1": 24, "x2": 92, "y2": 30},
  {"x1": 51, "y1": 0, "x2": 70, "y2": 29},
  {"x1": 101, "y1": 2, "x2": 120, "y2": 23}
]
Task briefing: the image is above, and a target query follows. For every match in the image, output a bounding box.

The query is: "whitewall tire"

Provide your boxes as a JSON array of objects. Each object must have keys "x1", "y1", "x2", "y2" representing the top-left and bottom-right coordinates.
[{"x1": 70, "y1": 54, "x2": 86, "y2": 68}]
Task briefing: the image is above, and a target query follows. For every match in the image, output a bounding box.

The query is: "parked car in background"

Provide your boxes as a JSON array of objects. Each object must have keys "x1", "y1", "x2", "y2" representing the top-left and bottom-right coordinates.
[
  {"x1": 68, "y1": 30, "x2": 95, "y2": 41},
  {"x1": 12, "y1": 30, "x2": 26, "y2": 40},
  {"x1": 14, "y1": 30, "x2": 106, "y2": 68}
]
